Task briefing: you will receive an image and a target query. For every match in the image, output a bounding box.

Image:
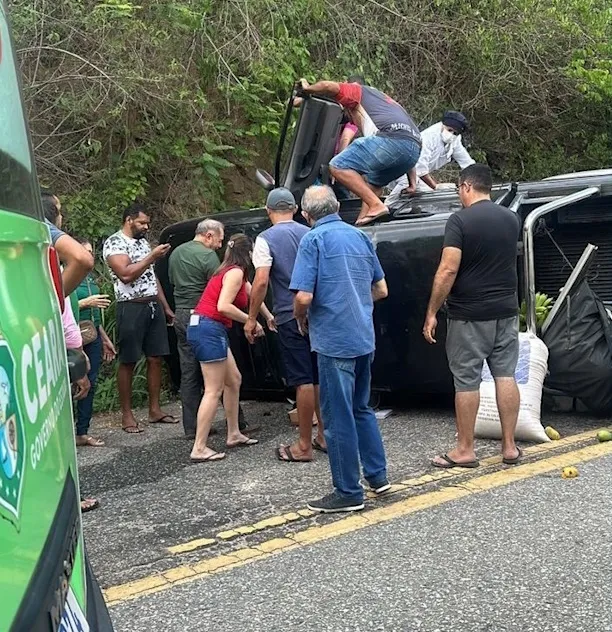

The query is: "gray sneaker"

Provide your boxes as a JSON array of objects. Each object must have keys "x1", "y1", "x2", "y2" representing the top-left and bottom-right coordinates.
[
  {"x1": 369, "y1": 479, "x2": 392, "y2": 494},
  {"x1": 307, "y1": 492, "x2": 365, "y2": 514}
]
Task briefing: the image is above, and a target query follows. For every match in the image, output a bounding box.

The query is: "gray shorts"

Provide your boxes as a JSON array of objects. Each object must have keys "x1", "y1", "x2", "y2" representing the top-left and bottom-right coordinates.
[{"x1": 446, "y1": 316, "x2": 519, "y2": 392}]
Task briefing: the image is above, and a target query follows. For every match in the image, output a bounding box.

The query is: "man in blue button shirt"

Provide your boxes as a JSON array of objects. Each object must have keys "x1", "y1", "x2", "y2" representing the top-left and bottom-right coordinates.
[{"x1": 290, "y1": 185, "x2": 391, "y2": 513}]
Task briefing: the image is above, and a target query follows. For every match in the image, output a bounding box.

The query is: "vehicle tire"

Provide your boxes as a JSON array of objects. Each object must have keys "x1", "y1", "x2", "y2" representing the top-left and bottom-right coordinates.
[{"x1": 85, "y1": 545, "x2": 114, "y2": 631}]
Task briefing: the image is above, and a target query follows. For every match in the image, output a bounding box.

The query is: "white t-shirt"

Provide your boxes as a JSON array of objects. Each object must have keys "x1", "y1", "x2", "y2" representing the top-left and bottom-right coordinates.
[
  {"x1": 252, "y1": 235, "x2": 273, "y2": 268},
  {"x1": 103, "y1": 231, "x2": 158, "y2": 302}
]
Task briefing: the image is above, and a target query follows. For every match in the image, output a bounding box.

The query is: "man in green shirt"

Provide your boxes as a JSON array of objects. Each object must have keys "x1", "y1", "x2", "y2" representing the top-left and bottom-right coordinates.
[{"x1": 169, "y1": 219, "x2": 225, "y2": 438}]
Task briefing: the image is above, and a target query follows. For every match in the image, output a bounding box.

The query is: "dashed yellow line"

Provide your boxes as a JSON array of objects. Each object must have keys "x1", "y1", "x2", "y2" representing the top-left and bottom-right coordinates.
[
  {"x1": 104, "y1": 437, "x2": 612, "y2": 606},
  {"x1": 166, "y1": 425, "x2": 608, "y2": 555}
]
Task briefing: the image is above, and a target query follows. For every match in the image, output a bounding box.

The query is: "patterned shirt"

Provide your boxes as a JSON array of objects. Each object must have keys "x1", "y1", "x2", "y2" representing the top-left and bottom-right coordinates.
[{"x1": 103, "y1": 231, "x2": 157, "y2": 302}]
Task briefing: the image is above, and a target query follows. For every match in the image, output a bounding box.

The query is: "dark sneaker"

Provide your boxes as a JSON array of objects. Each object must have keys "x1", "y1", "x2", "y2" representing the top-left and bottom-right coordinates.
[
  {"x1": 369, "y1": 479, "x2": 392, "y2": 495},
  {"x1": 307, "y1": 492, "x2": 365, "y2": 514}
]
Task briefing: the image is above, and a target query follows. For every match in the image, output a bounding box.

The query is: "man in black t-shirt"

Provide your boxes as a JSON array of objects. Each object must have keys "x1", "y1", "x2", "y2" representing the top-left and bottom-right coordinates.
[{"x1": 423, "y1": 164, "x2": 522, "y2": 469}]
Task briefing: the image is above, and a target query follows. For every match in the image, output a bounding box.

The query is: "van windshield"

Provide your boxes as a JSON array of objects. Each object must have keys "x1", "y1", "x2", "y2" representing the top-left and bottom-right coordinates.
[{"x1": 0, "y1": 8, "x2": 42, "y2": 220}]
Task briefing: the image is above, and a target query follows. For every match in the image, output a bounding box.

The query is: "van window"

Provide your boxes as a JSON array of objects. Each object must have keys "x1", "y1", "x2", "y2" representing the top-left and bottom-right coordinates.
[{"x1": 0, "y1": 9, "x2": 42, "y2": 220}]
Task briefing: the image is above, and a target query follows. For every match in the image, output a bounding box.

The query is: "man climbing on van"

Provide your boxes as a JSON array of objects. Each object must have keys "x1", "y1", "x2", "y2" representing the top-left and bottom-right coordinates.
[{"x1": 297, "y1": 78, "x2": 421, "y2": 226}]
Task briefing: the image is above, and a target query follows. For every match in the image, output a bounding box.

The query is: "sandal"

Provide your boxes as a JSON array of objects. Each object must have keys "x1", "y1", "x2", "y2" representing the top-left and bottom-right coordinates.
[
  {"x1": 312, "y1": 439, "x2": 328, "y2": 454},
  {"x1": 191, "y1": 451, "x2": 226, "y2": 463},
  {"x1": 355, "y1": 207, "x2": 390, "y2": 226},
  {"x1": 226, "y1": 438, "x2": 259, "y2": 449},
  {"x1": 149, "y1": 414, "x2": 179, "y2": 424},
  {"x1": 122, "y1": 424, "x2": 143, "y2": 434},
  {"x1": 80, "y1": 497, "x2": 99, "y2": 513},
  {"x1": 76, "y1": 435, "x2": 105, "y2": 447},
  {"x1": 431, "y1": 453, "x2": 480, "y2": 469},
  {"x1": 276, "y1": 445, "x2": 312, "y2": 463},
  {"x1": 502, "y1": 446, "x2": 523, "y2": 465}
]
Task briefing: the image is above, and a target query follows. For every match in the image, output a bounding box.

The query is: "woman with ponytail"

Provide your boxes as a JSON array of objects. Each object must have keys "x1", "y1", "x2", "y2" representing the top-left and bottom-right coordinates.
[{"x1": 187, "y1": 233, "x2": 275, "y2": 462}]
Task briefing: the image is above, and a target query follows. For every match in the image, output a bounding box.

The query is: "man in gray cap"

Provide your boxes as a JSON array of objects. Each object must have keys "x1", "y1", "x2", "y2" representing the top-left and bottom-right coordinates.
[
  {"x1": 386, "y1": 110, "x2": 475, "y2": 204},
  {"x1": 246, "y1": 187, "x2": 327, "y2": 462}
]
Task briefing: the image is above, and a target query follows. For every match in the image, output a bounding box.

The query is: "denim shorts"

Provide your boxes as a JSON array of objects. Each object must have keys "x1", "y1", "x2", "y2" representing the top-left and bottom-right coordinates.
[
  {"x1": 187, "y1": 315, "x2": 230, "y2": 363},
  {"x1": 329, "y1": 135, "x2": 421, "y2": 188}
]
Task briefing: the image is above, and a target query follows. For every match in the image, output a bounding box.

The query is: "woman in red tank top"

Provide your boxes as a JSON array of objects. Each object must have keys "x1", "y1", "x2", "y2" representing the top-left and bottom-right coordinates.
[{"x1": 187, "y1": 233, "x2": 276, "y2": 462}]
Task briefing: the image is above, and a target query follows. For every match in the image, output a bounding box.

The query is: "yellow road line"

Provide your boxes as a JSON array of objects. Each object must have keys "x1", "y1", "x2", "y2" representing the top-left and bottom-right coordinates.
[
  {"x1": 104, "y1": 438, "x2": 612, "y2": 606},
  {"x1": 167, "y1": 425, "x2": 609, "y2": 555}
]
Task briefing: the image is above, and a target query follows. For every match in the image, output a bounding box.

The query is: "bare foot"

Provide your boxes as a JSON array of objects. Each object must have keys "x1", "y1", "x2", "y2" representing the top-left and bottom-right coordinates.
[
  {"x1": 356, "y1": 205, "x2": 390, "y2": 226},
  {"x1": 149, "y1": 411, "x2": 179, "y2": 424},
  {"x1": 431, "y1": 449, "x2": 479, "y2": 469},
  {"x1": 76, "y1": 435, "x2": 105, "y2": 447},
  {"x1": 190, "y1": 447, "x2": 226, "y2": 463},
  {"x1": 276, "y1": 443, "x2": 313, "y2": 462},
  {"x1": 226, "y1": 432, "x2": 259, "y2": 448},
  {"x1": 313, "y1": 436, "x2": 327, "y2": 453},
  {"x1": 122, "y1": 413, "x2": 143, "y2": 433}
]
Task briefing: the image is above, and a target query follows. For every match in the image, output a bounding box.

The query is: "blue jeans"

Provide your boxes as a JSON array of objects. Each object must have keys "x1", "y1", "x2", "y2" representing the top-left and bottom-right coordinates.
[
  {"x1": 318, "y1": 353, "x2": 388, "y2": 501},
  {"x1": 76, "y1": 329, "x2": 103, "y2": 435}
]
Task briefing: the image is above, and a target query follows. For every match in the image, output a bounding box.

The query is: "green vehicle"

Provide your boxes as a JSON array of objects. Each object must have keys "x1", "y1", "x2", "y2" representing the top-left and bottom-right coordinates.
[{"x1": 0, "y1": 4, "x2": 112, "y2": 630}]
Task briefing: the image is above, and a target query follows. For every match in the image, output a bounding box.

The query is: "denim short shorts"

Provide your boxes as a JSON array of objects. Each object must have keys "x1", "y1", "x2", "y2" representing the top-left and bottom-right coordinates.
[
  {"x1": 187, "y1": 315, "x2": 230, "y2": 363},
  {"x1": 329, "y1": 135, "x2": 421, "y2": 188}
]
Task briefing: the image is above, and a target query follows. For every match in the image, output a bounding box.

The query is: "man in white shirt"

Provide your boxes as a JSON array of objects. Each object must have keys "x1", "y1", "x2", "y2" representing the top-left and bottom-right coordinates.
[
  {"x1": 386, "y1": 111, "x2": 475, "y2": 206},
  {"x1": 103, "y1": 203, "x2": 176, "y2": 433}
]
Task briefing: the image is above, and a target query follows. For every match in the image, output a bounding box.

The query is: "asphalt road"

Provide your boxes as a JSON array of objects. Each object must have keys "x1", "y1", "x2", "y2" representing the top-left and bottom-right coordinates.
[{"x1": 78, "y1": 399, "x2": 612, "y2": 631}]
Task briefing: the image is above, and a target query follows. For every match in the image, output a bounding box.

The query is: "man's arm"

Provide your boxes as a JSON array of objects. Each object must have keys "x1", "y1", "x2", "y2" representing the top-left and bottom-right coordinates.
[
  {"x1": 337, "y1": 124, "x2": 358, "y2": 153},
  {"x1": 420, "y1": 173, "x2": 438, "y2": 190},
  {"x1": 156, "y1": 275, "x2": 175, "y2": 324},
  {"x1": 54, "y1": 234, "x2": 94, "y2": 296},
  {"x1": 372, "y1": 279, "x2": 388, "y2": 301},
  {"x1": 423, "y1": 247, "x2": 462, "y2": 344},
  {"x1": 452, "y1": 140, "x2": 475, "y2": 169},
  {"x1": 289, "y1": 237, "x2": 318, "y2": 336},
  {"x1": 106, "y1": 243, "x2": 169, "y2": 285},
  {"x1": 247, "y1": 267, "x2": 270, "y2": 321},
  {"x1": 299, "y1": 79, "x2": 341, "y2": 99},
  {"x1": 293, "y1": 291, "x2": 313, "y2": 335}
]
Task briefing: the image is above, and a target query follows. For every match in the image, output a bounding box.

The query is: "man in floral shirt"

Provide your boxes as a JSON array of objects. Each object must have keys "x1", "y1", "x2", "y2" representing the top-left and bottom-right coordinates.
[{"x1": 103, "y1": 203, "x2": 176, "y2": 433}]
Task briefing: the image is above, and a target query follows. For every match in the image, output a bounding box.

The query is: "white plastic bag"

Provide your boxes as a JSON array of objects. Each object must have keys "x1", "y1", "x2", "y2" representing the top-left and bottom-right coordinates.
[{"x1": 475, "y1": 333, "x2": 550, "y2": 442}]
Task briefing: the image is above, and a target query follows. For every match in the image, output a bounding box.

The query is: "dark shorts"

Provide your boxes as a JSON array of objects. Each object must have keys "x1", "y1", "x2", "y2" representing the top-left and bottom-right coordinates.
[
  {"x1": 446, "y1": 316, "x2": 519, "y2": 392},
  {"x1": 187, "y1": 315, "x2": 230, "y2": 363},
  {"x1": 277, "y1": 319, "x2": 319, "y2": 387},
  {"x1": 329, "y1": 135, "x2": 421, "y2": 188},
  {"x1": 116, "y1": 300, "x2": 170, "y2": 364}
]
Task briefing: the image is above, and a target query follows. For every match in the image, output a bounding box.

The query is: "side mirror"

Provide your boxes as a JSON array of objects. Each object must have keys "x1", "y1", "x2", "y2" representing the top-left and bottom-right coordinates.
[{"x1": 255, "y1": 169, "x2": 275, "y2": 191}]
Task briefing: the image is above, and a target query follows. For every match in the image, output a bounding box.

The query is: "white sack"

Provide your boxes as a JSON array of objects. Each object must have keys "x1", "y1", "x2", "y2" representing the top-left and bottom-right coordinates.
[{"x1": 475, "y1": 333, "x2": 549, "y2": 443}]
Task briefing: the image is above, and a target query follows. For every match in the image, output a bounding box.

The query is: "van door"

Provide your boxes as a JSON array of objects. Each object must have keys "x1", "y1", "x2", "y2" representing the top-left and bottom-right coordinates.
[{"x1": 281, "y1": 97, "x2": 344, "y2": 203}]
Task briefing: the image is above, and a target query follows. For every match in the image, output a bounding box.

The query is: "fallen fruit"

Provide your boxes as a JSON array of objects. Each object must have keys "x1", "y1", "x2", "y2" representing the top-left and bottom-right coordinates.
[
  {"x1": 596, "y1": 430, "x2": 612, "y2": 443},
  {"x1": 561, "y1": 466, "x2": 579, "y2": 479},
  {"x1": 545, "y1": 426, "x2": 561, "y2": 440}
]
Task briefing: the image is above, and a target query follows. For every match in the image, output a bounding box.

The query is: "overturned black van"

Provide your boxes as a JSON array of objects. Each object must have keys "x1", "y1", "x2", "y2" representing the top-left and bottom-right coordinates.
[{"x1": 157, "y1": 94, "x2": 612, "y2": 408}]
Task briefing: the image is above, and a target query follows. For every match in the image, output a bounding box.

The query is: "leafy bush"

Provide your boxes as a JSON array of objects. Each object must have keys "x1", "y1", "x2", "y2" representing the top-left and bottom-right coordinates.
[{"x1": 7, "y1": 0, "x2": 611, "y2": 238}]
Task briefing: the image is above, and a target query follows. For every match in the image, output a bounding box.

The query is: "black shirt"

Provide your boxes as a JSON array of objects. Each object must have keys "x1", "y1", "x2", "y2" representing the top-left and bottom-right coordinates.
[{"x1": 443, "y1": 200, "x2": 520, "y2": 321}]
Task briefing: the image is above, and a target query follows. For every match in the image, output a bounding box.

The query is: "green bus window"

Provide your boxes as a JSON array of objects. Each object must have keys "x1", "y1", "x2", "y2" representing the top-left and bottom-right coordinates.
[{"x1": 0, "y1": 8, "x2": 42, "y2": 220}]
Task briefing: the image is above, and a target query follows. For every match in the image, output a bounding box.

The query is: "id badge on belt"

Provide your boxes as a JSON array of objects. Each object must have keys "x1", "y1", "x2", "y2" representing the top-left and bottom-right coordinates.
[{"x1": 189, "y1": 314, "x2": 200, "y2": 327}]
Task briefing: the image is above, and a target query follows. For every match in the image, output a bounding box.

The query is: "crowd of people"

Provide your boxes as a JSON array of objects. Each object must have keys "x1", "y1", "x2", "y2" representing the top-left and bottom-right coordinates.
[{"x1": 45, "y1": 74, "x2": 523, "y2": 515}]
